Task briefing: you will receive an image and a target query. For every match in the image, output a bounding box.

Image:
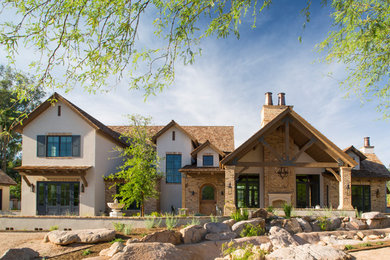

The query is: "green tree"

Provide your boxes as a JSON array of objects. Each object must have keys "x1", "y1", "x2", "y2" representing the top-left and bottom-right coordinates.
[
  {"x1": 109, "y1": 115, "x2": 161, "y2": 216},
  {"x1": 0, "y1": 65, "x2": 45, "y2": 175},
  {"x1": 0, "y1": 1, "x2": 388, "y2": 116}
]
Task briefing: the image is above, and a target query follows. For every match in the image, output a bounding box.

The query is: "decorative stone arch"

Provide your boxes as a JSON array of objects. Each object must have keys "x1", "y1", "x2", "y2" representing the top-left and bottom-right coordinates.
[{"x1": 268, "y1": 192, "x2": 292, "y2": 207}]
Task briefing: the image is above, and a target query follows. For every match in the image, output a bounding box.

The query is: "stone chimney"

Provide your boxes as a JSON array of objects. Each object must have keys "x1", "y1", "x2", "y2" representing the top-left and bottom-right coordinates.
[
  {"x1": 361, "y1": 137, "x2": 375, "y2": 154},
  {"x1": 260, "y1": 92, "x2": 289, "y2": 128}
]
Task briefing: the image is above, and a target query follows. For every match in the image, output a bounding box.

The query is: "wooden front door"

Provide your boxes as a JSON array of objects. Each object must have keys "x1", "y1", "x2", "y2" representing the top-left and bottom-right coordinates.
[{"x1": 199, "y1": 184, "x2": 216, "y2": 215}]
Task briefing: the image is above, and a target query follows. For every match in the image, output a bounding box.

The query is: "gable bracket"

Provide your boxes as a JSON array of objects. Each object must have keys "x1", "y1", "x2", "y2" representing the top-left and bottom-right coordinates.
[
  {"x1": 291, "y1": 137, "x2": 318, "y2": 162},
  {"x1": 326, "y1": 168, "x2": 341, "y2": 182},
  {"x1": 258, "y1": 137, "x2": 283, "y2": 162}
]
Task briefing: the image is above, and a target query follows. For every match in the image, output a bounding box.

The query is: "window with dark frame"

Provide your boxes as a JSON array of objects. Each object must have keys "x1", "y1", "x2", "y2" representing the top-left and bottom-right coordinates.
[
  {"x1": 58, "y1": 105, "x2": 61, "y2": 116},
  {"x1": 172, "y1": 131, "x2": 175, "y2": 141},
  {"x1": 203, "y1": 155, "x2": 213, "y2": 166},
  {"x1": 166, "y1": 154, "x2": 181, "y2": 183},
  {"x1": 37, "y1": 135, "x2": 81, "y2": 157}
]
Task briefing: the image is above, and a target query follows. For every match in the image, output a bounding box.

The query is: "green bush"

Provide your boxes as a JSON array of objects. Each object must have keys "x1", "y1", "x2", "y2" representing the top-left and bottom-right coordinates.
[
  {"x1": 189, "y1": 217, "x2": 200, "y2": 226},
  {"x1": 150, "y1": 212, "x2": 160, "y2": 217},
  {"x1": 49, "y1": 225, "x2": 59, "y2": 231},
  {"x1": 112, "y1": 222, "x2": 125, "y2": 232},
  {"x1": 210, "y1": 214, "x2": 219, "y2": 223},
  {"x1": 165, "y1": 214, "x2": 178, "y2": 230},
  {"x1": 240, "y1": 224, "x2": 265, "y2": 237},
  {"x1": 82, "y1": 249, "x2": 92, "y2": 256},
  {"x1": 317, "y1": 216, "x2": 328, "y2": 231},
  {"x1": 344, "y1": 244, "x2": 354, "y2": 250},
  {"x1": 222, "y1": 241, "x2": 266, "y2": 259},
  {"x1": 123, "y1": 224, "x2": 133, "y2": 235},
  {"x1": 231, "y1": 210, "x2": 248, "y2": 222},
  {"x1": 266, "y1": 205, "x2": 275, "y2": 214},
  {"x1": 145, "y1": 217, "x2": 156, "y2": 229},
  {"x1": 283, "y1": 204, "x2": 293, "y2": 219}
]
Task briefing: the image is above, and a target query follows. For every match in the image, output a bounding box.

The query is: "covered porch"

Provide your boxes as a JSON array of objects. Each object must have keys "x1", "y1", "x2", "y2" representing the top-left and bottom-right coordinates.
[{"x1": 221, "y1": 108, "x2": 357, "y2": 215}]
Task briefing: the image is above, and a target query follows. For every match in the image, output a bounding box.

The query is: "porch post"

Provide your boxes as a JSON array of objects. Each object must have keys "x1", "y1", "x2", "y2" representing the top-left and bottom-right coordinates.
[
  {"x1": 224, "y1": 165, "x2": 236, "y2": 215},
  {"x1": 338, "y1": 167, "x2": 354, "y2": 210}
]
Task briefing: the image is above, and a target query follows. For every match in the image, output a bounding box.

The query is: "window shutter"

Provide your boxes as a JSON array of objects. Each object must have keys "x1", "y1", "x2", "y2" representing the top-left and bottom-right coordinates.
[
  {"x1": 72, "y1": 135, "x2": 81, "y2": 157},
  {"x1": 37, "y1": 135, "x2": 46, "y2": 157}
]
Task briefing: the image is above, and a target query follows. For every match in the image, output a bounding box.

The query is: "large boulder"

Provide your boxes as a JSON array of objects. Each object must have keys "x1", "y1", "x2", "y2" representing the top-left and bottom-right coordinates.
[
  {"x1": 266, "y1": 244, "x2": 350, "y2": 260},
  {"x1": 283, "y1": 218, "x2": 302, "y2": 234},
  {"x1": 268, "y1": 226, "x2": 300, "y2": 249},
  {"x1": 222, "y1": 219, "x2": 236, "y2": 228},
  {"x1": 328, "y1": 217, "x2": 342, "y2": 231},
  {"x1": 140, "y1": 230, "x2": 182, "y2": 245},
  {"x1": 310, "y1": 220, "x2": 322, "y2": 232},
  {"x1": 180, "y1": 225, "x2": 207, "y2": 244},
  {"x1": 205, "y1": 231, "x2": 237, "y2": 241},
  {"x1": 204, "y1": 222, "x2": 230, "y2": 233},
  {"x1": 111, "y1": 242, "x2": 194, "y2": 260},
  {"x1": 232, "y1": 218, "x2": 265, "y2": 236},
  {"x1": 44, "y1": 229, "x2": 115, "y2": 245},
  {"x1": 0, "y1": 248, "x2": 39, "y2": 260},
  {"x1": 361, "y1": 211, "x2": 386, "y2": 219},
  {"x1": 100, "y1": 242, "x2": 125, "y2": 257},
  {"x1": 250, "y1": 208, "x2": 269, "y2": 219},
  {"x1": 344, "y1": 218, "x2": 367, "y2": 230},
  {"x1": 296, "y1": 218, "x2": 312, "y2": 233}
]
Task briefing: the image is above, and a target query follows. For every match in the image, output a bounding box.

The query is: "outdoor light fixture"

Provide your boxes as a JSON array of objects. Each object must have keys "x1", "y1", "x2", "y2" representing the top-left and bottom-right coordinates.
[
  {"x1": 81, "y1": 184, "x2": 85, "y2": 193},
  {"x1": 228, "y1": 183, "x2": 232, "y2": 189},
  {"x1": 30, "y1": 184, "x2": 35, "y2": 193},
  {"x1": 276, "y1": 167, "x2": 289, "y2": 179},
  {"x1": 376, "y1": 189, "x2": 380, "y2": 198},
  {"x1": 191, "y1": 191, "x2": 195, "y2": 196},
  {"x1": 346, "y1": 184, "x2": 350, "y2": 195}
]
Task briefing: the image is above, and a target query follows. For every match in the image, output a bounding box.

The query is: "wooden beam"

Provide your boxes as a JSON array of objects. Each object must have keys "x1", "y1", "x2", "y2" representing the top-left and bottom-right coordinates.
[
  {"x1": 238, "y1": 166, "x2": 249, "y2": 174},
  {"x1": 326, "y1": 168, "x2": 341, "y2": 182},
  {"x1": 284, "y1": 118, "x2": 290, "y2": 160},
  {"x1": 258, "y1": 137, "x2": 283, "y2": 162},
  {"x1": 20, "y1": 171, "x2": 86, "y2": 176},
  {"x1": 236, "y1": 161, "x2": 339, "y2": 168},
  {"x1": 292, "y1": 137, "x2": 317, "y2": 161},
  {"x1": 21, "y1": 175, "x2": 31, "y2": 187},
  {"x1": 81, "y1": 175, "x2": 88, "y2": 187}
]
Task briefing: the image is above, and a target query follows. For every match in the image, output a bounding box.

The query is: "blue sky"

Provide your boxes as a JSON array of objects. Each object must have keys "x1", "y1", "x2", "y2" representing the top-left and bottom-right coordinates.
[{"x1": 2, "y1": 0, "x2": 389, "y2": 166}]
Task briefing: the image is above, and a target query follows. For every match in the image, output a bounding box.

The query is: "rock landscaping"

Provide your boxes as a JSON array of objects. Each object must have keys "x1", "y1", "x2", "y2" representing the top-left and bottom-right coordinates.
[{"x1": 43, "y1": 228, "x2": 116, "y2": 245}]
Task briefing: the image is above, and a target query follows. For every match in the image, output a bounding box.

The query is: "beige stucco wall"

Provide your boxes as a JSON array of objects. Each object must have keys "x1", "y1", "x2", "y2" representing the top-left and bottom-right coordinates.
[
  {"x1": 156, "y1": 126, "x2": 193, "y2": 212},
  {"x1": 20, "y1": 101, "x2": 122, "y2": 216},
  {"x1": 196, "y1": 147, "x2": 219, "y2": 167},
  {"x1": 0, "y1": 186, "x2": 10, "y2": 211}
]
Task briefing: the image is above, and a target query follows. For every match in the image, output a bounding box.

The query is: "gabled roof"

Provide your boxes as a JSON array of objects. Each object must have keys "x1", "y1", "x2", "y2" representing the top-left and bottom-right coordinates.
[
  {"x1": 221, "y1": 107, "x2": 357, "y2": 167},
  {"x1": 0, "y1": 169, "x2": 17, "y2": 186},
  {"x1": 109, "y1": 123, "x2": 235, "y2": 152},
  {"x1": 352, "y1": 153, "x2": 390, "y2": 178},
  {"x1": 343, "y1": 145, "x2": 367, "y2": 161},
  {"x1": 152, "y1": 120, "x2": 199, "y2": 146},
  {"x1": 190, "y1": 140, "x2": 225, "y2": 157},
  {"x1": 13, "y1": 92, "x2": 126, "y2": 146}
]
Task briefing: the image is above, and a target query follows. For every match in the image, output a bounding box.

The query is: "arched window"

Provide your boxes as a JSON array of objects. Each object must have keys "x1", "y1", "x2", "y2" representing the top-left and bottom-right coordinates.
[{"x1": 201, "y1": 185, "x2": 215, "y2": 200}]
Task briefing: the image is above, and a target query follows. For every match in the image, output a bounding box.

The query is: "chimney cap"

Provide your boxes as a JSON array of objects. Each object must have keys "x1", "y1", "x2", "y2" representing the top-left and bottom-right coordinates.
[
  {"x1": 277, "y1": 92, "x2": 286, "y2": 106},
  {"x1": 265, "y1": 92, "x2": 273, "y2": 106},
  {"x1": 364, "y1": 137, "x2": 374, "y2": 148}
]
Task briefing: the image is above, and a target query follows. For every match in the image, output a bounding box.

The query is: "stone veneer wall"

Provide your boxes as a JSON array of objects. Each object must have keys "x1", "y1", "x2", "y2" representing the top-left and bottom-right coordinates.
[
  {"x1": 263, "y1": 127, "x2": 297, "y2": 207},
  {"x1": 323, "y1": 174, "x2": 387, "y2": 212},
  {"x1": 104, "y1": 179, "x2": 160, "y2": 215},
  {"x1": 184, "y1": 172, "x2": 225, "y2": 215}
]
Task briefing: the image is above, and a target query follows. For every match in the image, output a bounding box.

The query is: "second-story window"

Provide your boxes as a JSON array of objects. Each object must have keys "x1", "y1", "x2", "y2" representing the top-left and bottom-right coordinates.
[
  {"x1": 166, "y1": 154, "x2": 181, "y2": 183},
  {"x1": 37, "y1": 135, "x2": 81, "y2": 157},
  {"x1": 203, "y1": 155, "x2": 214, "y2": 166},
  {"x1": 172, "y1": 131, "x2": 175, "y2": 141}
]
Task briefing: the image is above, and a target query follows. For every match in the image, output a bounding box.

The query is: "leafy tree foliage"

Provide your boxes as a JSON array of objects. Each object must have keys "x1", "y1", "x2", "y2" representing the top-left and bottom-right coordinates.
[
  {"x1": 0, "y1": 65, "x2": 44, "y2": 177},
  {"x1": 109, "y1": 115, "x2": 161, "y2": 216},
  {"x1": 0, "y1": 1, "x2": 388, "y2": 115}
]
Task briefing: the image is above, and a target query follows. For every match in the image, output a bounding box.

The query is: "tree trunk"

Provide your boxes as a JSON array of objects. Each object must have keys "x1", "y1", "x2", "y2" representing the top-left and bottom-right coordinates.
[{"x1": 0, "y1": 133, "x2": 8, "y2": 173}]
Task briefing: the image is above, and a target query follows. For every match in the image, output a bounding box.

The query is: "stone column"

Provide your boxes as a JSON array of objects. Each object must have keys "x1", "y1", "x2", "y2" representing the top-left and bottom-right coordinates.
[
  {"x1": 338, "y1": 167, "x2": 354, "y2": 210},
  {"x1": 224, "y1": 166, "x2": 236, "y2": 215}
]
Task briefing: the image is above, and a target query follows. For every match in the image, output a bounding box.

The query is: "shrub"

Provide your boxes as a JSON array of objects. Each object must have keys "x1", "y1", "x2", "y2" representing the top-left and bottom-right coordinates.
[
  {"x1": 231, "y1": 210, "x2": 248, "y2": 222},
  {"x1": 240, "y1": 224, "x2": 265, "y2": 237},
  {"x1": 145, "y1": 217, "x2": 156, "y2": 229},
  {"x1": 49, "y1": 225, "x2": 59, "y2": 231},
  {"x1": 189, "y1": 217, "x2": 200, "y2": 226},
  {"x1": 210, "y1": 214, "x2": 219, "y2": 223},
  {"x1": 112, "y1": 222, "x2": 125, "y2": 232},
  {"x1": 82, "y1": 249, "x2": 92, "y2": 256},
  {"x1": 150, "y1": 212, "x2": 160, "y2": 217},
  {"x1": 165, "y1": 214, "x2": 178, "y2": 230},
  {"x1": 283, "y1": 204, "x2": 293, "y2": 219},
  {"x1": 344, "y1": 244, "x2": 354, "y2": 250},
  {"x1": 355, "y1": 208, "x2": 362, "y2": 218},
  {"x1": 317, "y1": 216, "x2": 328, "y2": 231},
  {"x1": 222, "y1": 241, "x2": 266, "y2": 259},
  {"x1": 266, "y1": 205, "x2": 275, "y2": 214},
  {"x1": 361, "y1": 242, "x2": 372, "y2": 247},
  {"x1": 123, "y1": 224, "x2": 133, "y2": 235}
]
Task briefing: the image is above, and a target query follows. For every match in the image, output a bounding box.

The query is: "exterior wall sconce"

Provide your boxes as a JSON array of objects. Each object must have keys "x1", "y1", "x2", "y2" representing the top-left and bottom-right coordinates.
[
  {"x1": 276, "y1": 167, "x2": 289, "y2": 179},
  {"x1": 221, "y1": 191, "x2": 224, "y2": 195},
  {"x1": 228, "y1": 183, "x2": 232, "y2": 189},
  {"x1": 376, "y1": 189, "x2": 380, "y2": 198},
  {"x1": 191, "y1": 191, "x2": 195, "y2": 196},
  {"x1": 31, "y1": 184, "x2": 35, "y2": 193},
  {"x1": 81, "y1": 184, "x2": 85, "y2": 193},
  {"x1": 346, "y1": 184, "x2": 350, "y2": 195}
]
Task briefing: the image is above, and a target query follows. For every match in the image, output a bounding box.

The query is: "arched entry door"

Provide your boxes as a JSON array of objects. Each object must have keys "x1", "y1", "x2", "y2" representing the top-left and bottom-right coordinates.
[{"x1": 199, "y1": 184, "x2": 216, "y2": 215}]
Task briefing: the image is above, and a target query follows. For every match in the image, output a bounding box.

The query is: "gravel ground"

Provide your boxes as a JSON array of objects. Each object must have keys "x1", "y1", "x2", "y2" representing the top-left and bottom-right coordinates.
[{"x1": 0, "y1": 232, "x2": 91, "y2": 258}]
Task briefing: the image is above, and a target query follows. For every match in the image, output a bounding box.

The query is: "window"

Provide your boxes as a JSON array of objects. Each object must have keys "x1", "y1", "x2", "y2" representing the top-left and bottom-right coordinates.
[
  {"x1": 37, "y1": 135, "x2": 81, "y2": 157},
  {"x1": 166, "y1": 154, "x2": 182, "y2": 183},
  {"x1": 203, "y1": 155, "x2": 213, "y2": 166},
  {"x1": 352, "y1": 185, "x2": 371, "y2": 212},
  {"x1": 172, "y1": 131, "x2": 175, "y2": 141},
  {"x1": 201, "y1": 185, "x2": 215, "y2": 200}
]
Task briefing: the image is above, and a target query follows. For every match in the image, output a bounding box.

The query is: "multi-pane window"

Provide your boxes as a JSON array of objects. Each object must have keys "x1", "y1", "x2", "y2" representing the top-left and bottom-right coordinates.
[
  {"x1": 37, "y1": 135, "x2": 80, "y2": 157},
  {"x1": 203, "y1": 155, "x2": 214, "y2": 166},
  {"x1": 166, "y1": 154, "x2": 182, "y2": 183}
]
